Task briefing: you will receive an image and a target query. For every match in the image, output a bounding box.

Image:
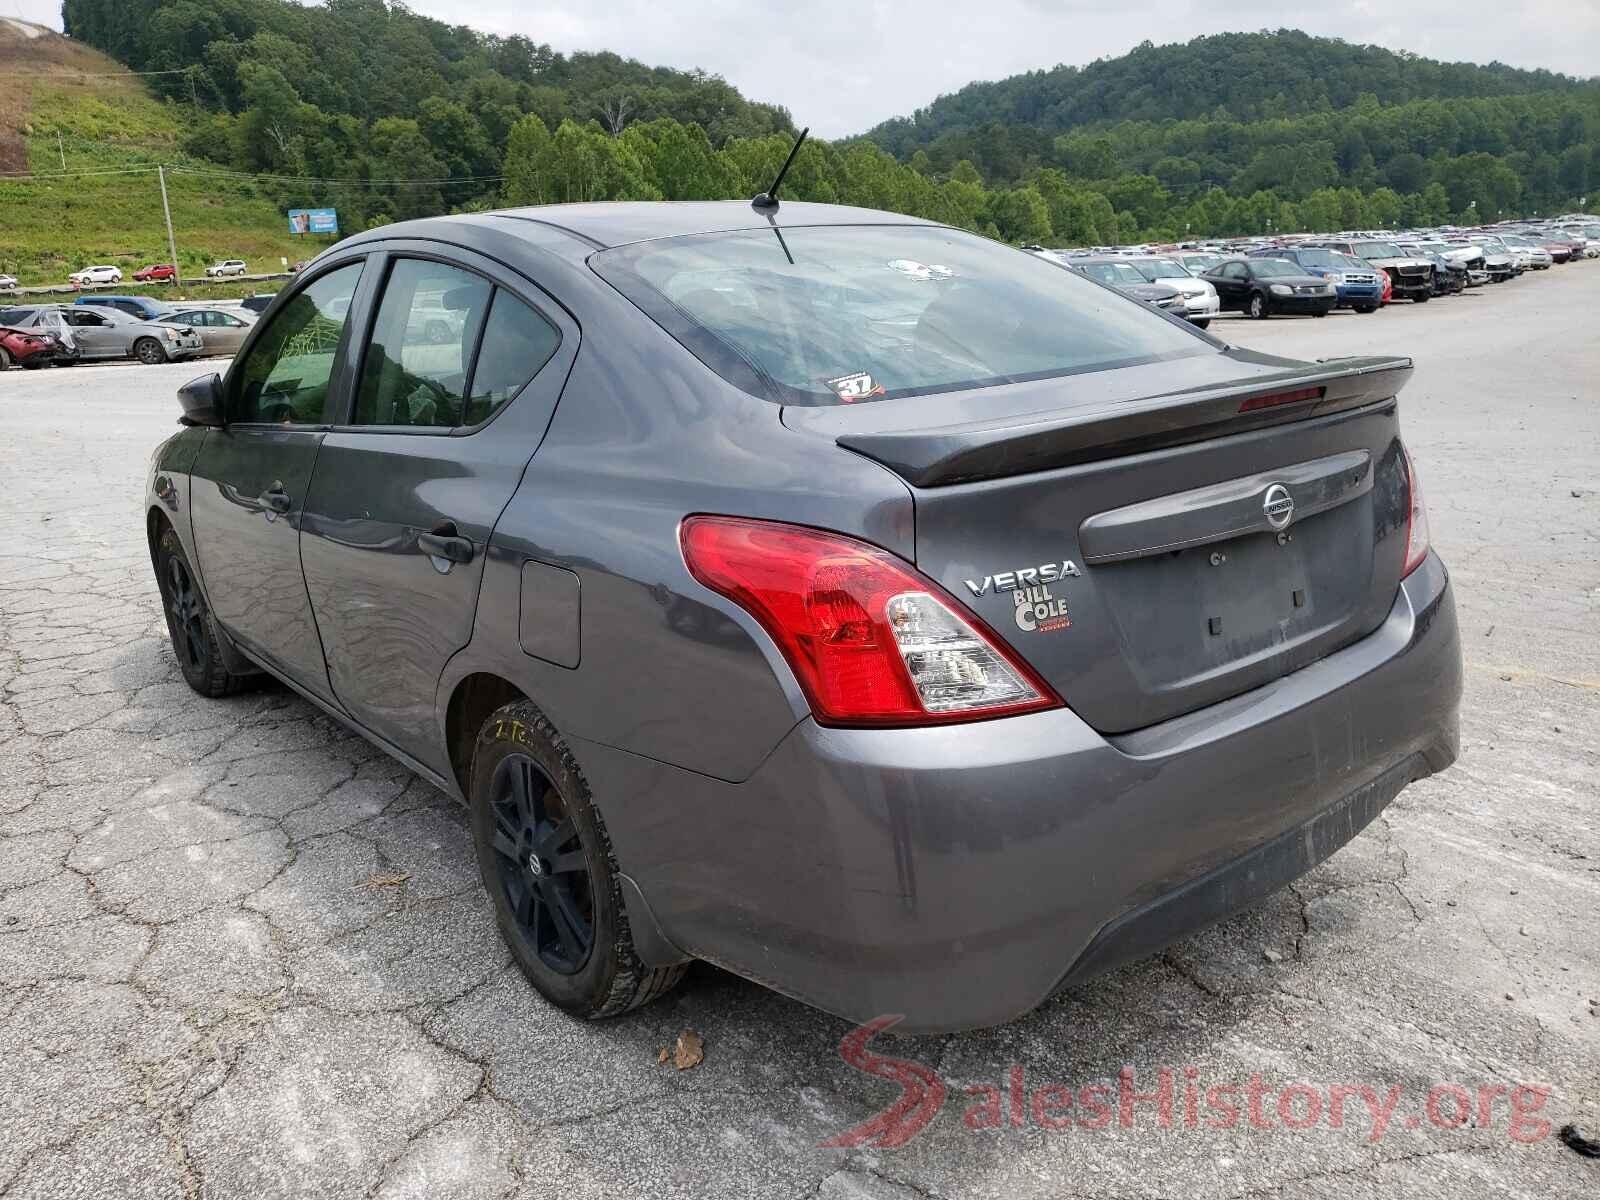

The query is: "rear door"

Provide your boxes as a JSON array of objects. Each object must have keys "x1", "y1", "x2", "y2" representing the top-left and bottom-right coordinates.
[
  {"x1": 63, "y1": 308, "x2": 123, "y2": 358},
  {"x1": 187, "y1": 259, "x2": 368, "y2": 700},
  {"x1": 298, "y1": 246, "x2": 573, "y2": 770}
]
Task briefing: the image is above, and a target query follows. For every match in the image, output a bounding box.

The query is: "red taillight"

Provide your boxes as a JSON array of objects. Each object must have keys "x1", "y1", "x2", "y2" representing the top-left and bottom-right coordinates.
[
  {"x1": 679, "y1": 516, "x2": 1061, "y2": 728},
  {"x1": 1401, "y1": 445, "x2": 1430, "y2": 577},
  {"x1": 1237, "y1": 386, "x2": 1324, "y2": 413}
]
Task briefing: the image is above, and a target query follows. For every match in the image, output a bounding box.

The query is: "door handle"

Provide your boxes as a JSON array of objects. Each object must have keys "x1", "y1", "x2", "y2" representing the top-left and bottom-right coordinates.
[
  {"x1": 261, "y1": 484, "x2": 291, "y2": 514},
  {"x1": 418, "y1": 521, "x2": 474, "y2": 564}
]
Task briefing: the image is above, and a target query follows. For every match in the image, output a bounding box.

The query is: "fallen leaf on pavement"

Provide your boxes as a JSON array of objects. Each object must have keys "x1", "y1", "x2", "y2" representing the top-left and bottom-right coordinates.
[
  {"x1": 673, "y1": 1029, "x2": 704, "y2": 1070},
  {"x1": 357, "y1": 870, "x2": 410, "y2": 889}
]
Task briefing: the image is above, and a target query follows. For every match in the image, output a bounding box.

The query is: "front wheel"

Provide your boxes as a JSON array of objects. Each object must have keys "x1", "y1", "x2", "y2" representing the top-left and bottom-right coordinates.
[
  {"x1": 1248, "y1": 293, "x2": 1268, "y2": 319},
  {"x1": 155, "y1": 525, "x2": 251, "y2": 698},
  {"x1": 1190, "y1": 318, "x2": 1210, "y2": 330},
  {"x1": 134, "y1": 337, "x2": 168, "y2": 365},
  {"x1": 471, "y1": 701, "x2": 686, "y2": 1020},
  {"x1": 1355, "y1": 304, "x2": 1378, "y2": 314},
  {"x1": 1413, "y1": 292, "x2": 1430, "y2": 303},
  {"x1": 1313, "y1": 310, "x2": 1328, "y2": 318}
]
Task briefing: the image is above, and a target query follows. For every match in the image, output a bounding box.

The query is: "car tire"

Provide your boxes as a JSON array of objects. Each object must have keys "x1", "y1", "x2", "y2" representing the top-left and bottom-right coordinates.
[
  {"x1": 1313, "y1": 310, "x2": 1327, "y2": 317},
  {"x1": 1413, "y1": 292, "x2": 1430, "y2": 303},
  {"x1": 0, "y1": 347, "x2": 10, "y2": 370},
  {"x1": 1248, "y1": 293, "x2": 1267, "y2": 319},
  {"x1": 470, "y1": 700, "x2": 687, "y2": 1020},
  {"x1": 134, "y1": 338, "x2": 168, "y2": 365},
  {"x1": 155, "y1": 525, "x2": 251, "y2": 699},
  {"x1": 1355, "y1": 305, "x2": 1378, "y2": 314},
  {"x1": 1191, "y1": 319, "x2": 1210, "y2": 330}
]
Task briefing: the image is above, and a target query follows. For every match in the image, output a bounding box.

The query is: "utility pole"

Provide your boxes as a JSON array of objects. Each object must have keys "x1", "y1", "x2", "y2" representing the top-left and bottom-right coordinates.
[{"x1": 158, "y1": 166, "x2": 180, "y2": 285}]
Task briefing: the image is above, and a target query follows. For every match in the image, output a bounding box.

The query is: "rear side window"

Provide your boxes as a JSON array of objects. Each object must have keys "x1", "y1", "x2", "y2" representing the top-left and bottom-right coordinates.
[
  {"x1": 594, "y1": 225, "x2": 1208, "y2": 407},
  {"x1": 464, "y1": 291, "x2": 560, "y2": 425},
  {"x1": 353, "y1": 259, "x2": 491, "y2": 428}
]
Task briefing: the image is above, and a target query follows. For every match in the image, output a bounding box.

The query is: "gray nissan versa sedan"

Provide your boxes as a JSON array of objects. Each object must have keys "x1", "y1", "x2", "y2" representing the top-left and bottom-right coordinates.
[{"x1": 144, "y1": 200, "x2": 1461, "y2": 1032}]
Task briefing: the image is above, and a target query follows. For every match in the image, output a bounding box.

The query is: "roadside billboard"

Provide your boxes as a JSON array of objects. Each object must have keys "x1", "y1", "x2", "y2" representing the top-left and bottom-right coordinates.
[{"x1": 288, "y1": 208, "x2": 339, "y2": 235}]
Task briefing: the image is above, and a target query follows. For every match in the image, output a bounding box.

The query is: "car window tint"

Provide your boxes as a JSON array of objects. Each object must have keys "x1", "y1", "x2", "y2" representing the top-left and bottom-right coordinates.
[
  {"x1": 232, "y1": 261, "x2": 363, "y2": 425},
  {"x1": 596, "y1": 225, "x2": 1207, "y2": 407},
  {"x1": 464, "y1": 290, "x2": 560, "y2": 425},
  {"x1": 353, "y1": 259, "x2": 491, "y2": 428}
]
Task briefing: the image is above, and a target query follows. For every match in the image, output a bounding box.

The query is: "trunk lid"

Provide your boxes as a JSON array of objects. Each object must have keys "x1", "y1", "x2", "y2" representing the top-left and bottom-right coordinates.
[{"x1": 785, "y1": 351, "x2": 1415, "y2": 733}]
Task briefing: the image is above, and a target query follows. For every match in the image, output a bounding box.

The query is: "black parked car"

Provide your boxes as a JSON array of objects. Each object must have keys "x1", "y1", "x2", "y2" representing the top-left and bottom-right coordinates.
[
  {"x1": 143, "y1": 201, "x2": 1459, "y2": 1032},
  {"x1": 1201, "y1": 257, "x2": 1339, "y2": 319}
]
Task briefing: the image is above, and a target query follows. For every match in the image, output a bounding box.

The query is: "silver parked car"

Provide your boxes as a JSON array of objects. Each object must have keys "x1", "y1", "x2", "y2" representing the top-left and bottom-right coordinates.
[
  {"x1": 0, "y1": 303, "x2": 203, "y2": 364},
  {"x1": 205, "y1": 259, "x2": 248, "y2": 278},
  {"x1": 162, "y1": 307, "x2": 256, "y2": 356}
]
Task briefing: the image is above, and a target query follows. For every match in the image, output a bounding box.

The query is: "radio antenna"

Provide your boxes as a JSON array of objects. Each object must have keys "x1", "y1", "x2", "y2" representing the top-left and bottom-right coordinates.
[{"x1": 751, "y1": 127, "x2": 809, "y2": 211}]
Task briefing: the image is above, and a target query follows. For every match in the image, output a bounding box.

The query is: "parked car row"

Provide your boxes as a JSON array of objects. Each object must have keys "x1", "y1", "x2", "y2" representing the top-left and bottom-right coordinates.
[
  {"x1": 1031, "y1": 214, "x2": 1594, "y2": 320},
  {"x1": 39, "y1": 260, "x2": 254, "y2": 290},
  {"x1": 0, "y1": 295, "x2": 255, "y2": 369}
]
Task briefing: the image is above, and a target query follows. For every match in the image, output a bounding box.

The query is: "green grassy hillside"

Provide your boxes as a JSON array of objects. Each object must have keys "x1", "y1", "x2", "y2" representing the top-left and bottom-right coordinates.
[{"x1": 0, "y1": 20, "x2": 315, "y2": 289}]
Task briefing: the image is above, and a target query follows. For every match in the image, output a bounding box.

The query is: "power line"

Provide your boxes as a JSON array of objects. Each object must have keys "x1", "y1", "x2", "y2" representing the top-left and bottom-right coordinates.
[
  {"x1": 1, "y1": 164, "x2": 505, "y2": 188},
  {"x1": 166, "y1": 165, "x2": 508, "y2": 188},
  {"x1": 0, "y1": 67, "x2": 195, "y2": 78}
]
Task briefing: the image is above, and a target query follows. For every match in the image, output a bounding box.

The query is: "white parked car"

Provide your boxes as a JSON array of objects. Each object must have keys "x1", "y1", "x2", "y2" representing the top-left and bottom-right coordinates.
[
  {"x1": 0, "y1": 274, "x2": 18, "y2": 291},
  {"x1": 69, "y1": 265, "x2": 123, "y2": 285},
  {"x1": 1120, "y1": 255, "x2": 1222, "y2": 328},
  {"x1": 205, "y1": 260, "x2": 248, "y2": 278}
]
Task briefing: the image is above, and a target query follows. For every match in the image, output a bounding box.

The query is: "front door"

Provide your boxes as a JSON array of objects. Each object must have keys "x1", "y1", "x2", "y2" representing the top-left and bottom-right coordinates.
[
  {"x1": 187, "y1": 259, "x2": 367, "y2": 700},
  {"x1": 298, "y1": 251, "x2": 568, "y2": 768},
  {"x1": 62, "y1": 308, "x2": 123, "y2": 358}
]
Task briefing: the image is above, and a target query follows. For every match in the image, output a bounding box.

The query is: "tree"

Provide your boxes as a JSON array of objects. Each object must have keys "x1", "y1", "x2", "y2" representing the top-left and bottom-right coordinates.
[{"x1": 987, "y1": 186, "x2": 1052, "y2": 243}]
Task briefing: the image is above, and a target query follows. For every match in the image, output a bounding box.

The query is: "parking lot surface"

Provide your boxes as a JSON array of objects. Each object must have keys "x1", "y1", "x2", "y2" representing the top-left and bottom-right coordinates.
[{"x1": 2, "y1": 268, "x2": 1597, "y2": 1199}]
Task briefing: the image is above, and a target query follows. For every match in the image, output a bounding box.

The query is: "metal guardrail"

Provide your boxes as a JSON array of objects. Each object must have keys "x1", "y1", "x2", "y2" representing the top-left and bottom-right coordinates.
[{"x1": 0, "y1": 271, "x2": 294, "y2": 297}]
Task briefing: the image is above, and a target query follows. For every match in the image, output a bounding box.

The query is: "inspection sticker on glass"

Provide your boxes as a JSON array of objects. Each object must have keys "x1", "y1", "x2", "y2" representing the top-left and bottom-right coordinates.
[{"x1": 825, "y1": 371, "x2": 887, "y2": 403}]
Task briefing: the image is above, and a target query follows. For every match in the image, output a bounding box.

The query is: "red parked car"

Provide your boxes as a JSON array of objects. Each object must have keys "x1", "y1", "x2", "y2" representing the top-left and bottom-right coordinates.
[
  {"x1": 132, "y1": 263, "x2": 177, "y2": 283},
  {"x1": 1379, "y1": 270, "x2": 1394, "y2": 305},
  {"x1": 0, "y1": 324, "x2": 70, "y2": 369}
]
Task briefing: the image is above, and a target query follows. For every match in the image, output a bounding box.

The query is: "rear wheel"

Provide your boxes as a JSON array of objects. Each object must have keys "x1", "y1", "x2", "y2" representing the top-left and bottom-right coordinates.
[
  {"x1": 1313, "y1": 310, "x2": 1328, "y2": 318},
  {"x1": 470, "y1": 701, "x2": 686, "y2": 1019},
  {"x1": 1247, "y1": 293, "x2": 1267, "y2": 320},
  {"x1": 134, "y1": 337, "x2": 167, "y2": 365},
  {"x1": 1355, "y1": 304, "x2": 1378, "y2": 314},
  {"x1": 1413, "y1": 292, "x2": 1430, "y2": 303},
  {"x1": 154, "y1": 525, "x2": 251, "y2": 698},
  {"x1": 0, "y1": 347, "x2": 10, "y2": 370},
  {"x1": 1190, "y1": 318, "x2": 1210, "y2": 330}
]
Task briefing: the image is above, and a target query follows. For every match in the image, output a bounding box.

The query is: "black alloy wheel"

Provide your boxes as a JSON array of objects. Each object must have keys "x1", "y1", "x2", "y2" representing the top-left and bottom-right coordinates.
[
  {"x1": 164, "y1": 552, "x2": 208, "y2": 676},
  {"x1": 469, "y1": 700, "x2": 687, "y2": 1018},
  {"x1": 487, "y1": 753, "x2": 595, "y2": 975}
]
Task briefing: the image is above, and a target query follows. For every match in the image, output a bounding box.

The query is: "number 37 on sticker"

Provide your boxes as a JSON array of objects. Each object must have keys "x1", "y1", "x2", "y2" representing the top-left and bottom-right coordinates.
[{"x1": 825, "y1": 371, "x2": 886, "y2": 403}]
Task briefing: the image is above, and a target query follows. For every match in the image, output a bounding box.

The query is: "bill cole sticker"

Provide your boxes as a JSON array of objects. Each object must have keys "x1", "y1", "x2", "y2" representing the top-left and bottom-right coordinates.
[
  {"x1": 1013, "y1": 583, "x2": 1070, "y2": 633},
  {"x1": 825, "y1": 371, "x2": 886, "y2": 403}
]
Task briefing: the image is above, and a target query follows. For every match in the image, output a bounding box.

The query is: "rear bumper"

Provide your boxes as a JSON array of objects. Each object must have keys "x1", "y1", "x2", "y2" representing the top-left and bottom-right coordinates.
[{"x1": 580, "y1": 552, "x2": 1461, "y2": 1032}]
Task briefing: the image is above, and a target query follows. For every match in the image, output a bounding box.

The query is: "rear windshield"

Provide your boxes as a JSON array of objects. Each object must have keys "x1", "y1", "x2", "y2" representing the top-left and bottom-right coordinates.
[
  {"x1": 1353, "y1": 241, "x2": 1404, "y2": 258},
  {"x1": 1126, "y1": 258, "x2": 1190, "y2": 281},
  {"x1": 1078, "y1": 262, "x2": 1148, "y2": 286},
  {"x1": 594, "y1": 225, "x2": 1208, "y2": 406}
]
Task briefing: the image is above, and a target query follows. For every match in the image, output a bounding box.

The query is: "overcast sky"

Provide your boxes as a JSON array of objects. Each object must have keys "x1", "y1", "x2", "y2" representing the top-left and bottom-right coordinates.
[{"x1": 11, "y1": 0, "x2": 1599, "y2": 137}]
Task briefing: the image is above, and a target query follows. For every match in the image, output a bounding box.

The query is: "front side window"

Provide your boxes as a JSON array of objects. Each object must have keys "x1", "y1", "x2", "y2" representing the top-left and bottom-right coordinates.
[
  {"x1": 231, "y1": 261, "x2": 364, "y2": 425},
  {"x1": 595, "y1": 225, "x2": 1208, "y2": 407},
  {"x1": 353, "y1": 259, "x2": 491, "y2": 428},
  {"x1": 1079, "y1": 262, "x2": 1147, "y2": 287}
]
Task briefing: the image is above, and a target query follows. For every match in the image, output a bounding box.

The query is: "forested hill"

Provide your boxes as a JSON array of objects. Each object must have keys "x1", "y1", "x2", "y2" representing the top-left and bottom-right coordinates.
[
  {"x1": 865, "y1": 30, "x2": 1593, "y2": 154},
  {"x1": 61, "y1": 0, "x2": 792, "y2": 156}
]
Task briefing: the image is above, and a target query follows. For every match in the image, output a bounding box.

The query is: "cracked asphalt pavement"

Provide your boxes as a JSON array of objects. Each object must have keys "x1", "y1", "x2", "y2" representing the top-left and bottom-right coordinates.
[{"x1": 2, "y1": 266, "x2": 1597, "y2": 1199}]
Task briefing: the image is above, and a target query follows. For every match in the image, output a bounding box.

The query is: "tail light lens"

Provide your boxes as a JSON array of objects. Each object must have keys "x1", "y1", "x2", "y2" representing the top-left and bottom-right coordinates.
[
  {"x1": 1401, "y1": 445, "x2": 1430, "y2": 577},
  {"x1": 680, "y1": 516, "x2": 1061, "y2": 727}
]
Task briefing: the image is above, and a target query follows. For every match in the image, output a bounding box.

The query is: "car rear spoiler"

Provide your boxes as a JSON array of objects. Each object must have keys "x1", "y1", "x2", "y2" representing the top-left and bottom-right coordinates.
[{"x1": 830, "y1": 356, "x2": 1413, "y2": 487}]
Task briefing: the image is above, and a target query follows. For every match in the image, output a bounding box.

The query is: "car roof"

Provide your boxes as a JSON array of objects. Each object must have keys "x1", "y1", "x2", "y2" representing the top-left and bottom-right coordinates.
[{"x1": 374, "y1": 201, "x2": 944, "y2": 252}]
